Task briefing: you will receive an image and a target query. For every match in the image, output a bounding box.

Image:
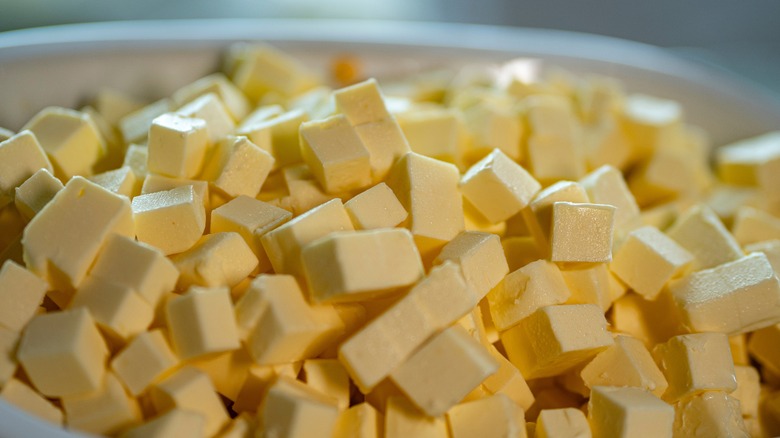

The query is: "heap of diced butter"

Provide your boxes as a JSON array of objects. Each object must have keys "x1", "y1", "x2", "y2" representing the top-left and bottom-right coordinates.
[{"x1": 1, "y1": 42, "x2": 780, "y2": 438}]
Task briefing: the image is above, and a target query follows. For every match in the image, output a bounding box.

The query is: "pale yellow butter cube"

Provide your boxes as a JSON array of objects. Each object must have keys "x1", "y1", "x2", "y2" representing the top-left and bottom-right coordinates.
[
  {"x1": 172, "y1": 73, "x2": 250, "y2": 121},
  {"x1": 0, "y1": 131, "x2": 53, "y2": 207},
  {"x1": 354, "y1": 118, "x2": 412, "y2": 182},
  {"x1": 23, "y1": 107, "x2": 104, "y2": 178},
  {"x1": 23, "y1": 176, "x2": 133, "y2": 290},
  {"x1": 90, "y1": 234, "x2": 178, "y2": 307},
  {"x1": 463, "y1": 101, "x2": 522, "y2": 161},
  {"x1": 166, "y1": 286, "x2": 240, "y2": 361},
  {"x1": 582, "y1": 115, "x2": 633, "y2": 172},
  {"x1": 303, "y1": 359, "x2": 351, "y2": 410},
  {"x1": 302, "y1": 229, "x2": 423, "y2": 304},
  {"x1": 150, "y1": 366, "x2": 229, "y2": 437},
  {"x1": 744, "y1": 239, "x2": 780, "y2": 273},
  {"x1": 131, "y1": 185, "x2": 206, "y2": 255},
  {"x1": 232, "y1": 365, "x2": 276, "y2": 413},
  {"x1": 550, "y1": 201, "x2": 616, "y2": 263},
  {"x1": 94, "y1": 88, "x2": 143, "y2": 127},
  {"x1": 747, "y1": 323, "x2": 780, "y2": 376},
  {"x1": 111, "y1": 329, "x2": 178, "y2": 396},
  {"x1": 390, "y1": 325, "x2": 498, "y2": 417},
  {"x1": 561, "y1": 263, "x2": 612, "y2": 311},
  {"x1": 716, "y1": 131, "x2": 780, "y2": 185},
  {"x1": 219, "y1": 413, "x2": 255, "y2": 438},
  {"x1": 279, "y1": 163, "x2": 343, "y2": 216},
  {"x1": 487, "y1": 260, "x2": 571, "y2": 332},
  {"x1": 732, "y1": 205, "x2": 780, "y2": 246},
  {"x1": 666, "y1": 204, "x2": 743, "y2": 271},
  {"x1": 535, "y1": 408, "x2": 590, "y2": 438},
  {"x1": 434, "y1": 231, "x2": 509, "y2": 300},
  {"x1": 17, "y1": 308, "x2": 108, "y2": 397},
  {"x1": 176, "y1": 93, "x2": 236, "y2": 142},
  {"x1": 732, "y1": 365, "x2": 760, "y2": 418},
  {"x1": 0, "y1": 378, "x2": 63, "y2": 425},
  {"x1": 500, "y1": 304, "x2": 613, "y2": 379},
  {"x1": 118, "y1": 98, "x2": 171, "y2": 145},
  {"x1": 88, "y1": 166, "x2": 136, "y2": 197},
  {"x1": 628, "y1": 147, "x2": 708, "y2": 207},
  {"x1": 259, "y1": 375, "x2": 340, "y2": 438},
  {"x1": 398, "y1": 108, "x2": 468, "y2": 169},
  {"x1": 482, "y1": 345, "x2": 535, "y2": 410},
  {"x1": 0, "y1": 260, "x2": 47, "y2": 332},
  {"x1": 669, "y1": 252, "x2": 780, "y2": 335},
  {"x1": 122, "y1": 144, "x2": 148, "y2": 193},
  {"x1": 141, "y1": 175, "x2": 210, "y2": 208},
  {"x1": 200, "y1": 136, "x2": 273, "y2": 198},
  {"x1": 147, "y1": 113, "x2": 209, "y2": 179},
  {"x1": 610, "y1": 291, "x2": 685, "y2": 348},
  {"x1": 334, "y1": 78, "x2": 391, "y2": 126},
  {"x1": 261, "y1": 198, "x2": 354, "y2": 277},
  {"x1": 673, "y1": 391, "x2": 749, "y2": 437},
  {"x1": 333, "y1": 403, "x2": 383, "y2": 438},
  {"x1": 580, "y1": 165, "x2": 640, "y2": 231},
  {"x1": 460, "y1": 148, "x2": 541, "y2": 224},
  {"x1": 384, "y1": 396, "x2": 448, "y2": 438},
  {"x1": 229, "y1": 42, "x2": 317, "y2": 99},
  {"x1": 527, "y1": 134, "x2": 587, "y2": 184},
  {"x1": 581, "y1": 335, "x2": 668, "y2": 397},
  {"x1": 448, "y1": 394, "x2": 526, "y2": 438},
  {"x1": 652, "y1": 333, "x2": 736, "y2": 402},
  {"x1": 729, "y1": 334, "x2": 750, "y2": 366},
  {"x1": 61, "y1": 372, "x2": 141, "y2": 435},
  {"x1": 588, "y1": 386, "x2": 673, "y2": 438},
  {"x1": 527, "y1": 180, "x2": 590, "y2": 252},
  {"x1": 0, "y1": 327, "x2": 19, "y2": 386},
  {"x1": 236, "y1": 108, "x2": 307, "y2": 168},
  {"x1": 172, "y1": 232, "x2": 258, "y2": 288},
  {"x1": 14, "y1": 168, "x2": 63, "y2": 220},
  {"x1": 344, "y1": 183, "x2": 408, "y2": 230},
  {"x1": 121, "y1": 409, "x2": 205, "y2": 438},
  {"x1": 190, "y1": 348, "x2": 253, "y2": 402},
  {"x1": 611, "y1": 226, "x2": 693, "y2": 300},
  {"x1": 69, "y1": 277, "x2": 154, "y2": 341},
  {"x1": 622, "y1": 94, "x2": 682, "y2": 158},
  {"x1": 339, "y1": 262, "x2": 478, "y2": 392}
]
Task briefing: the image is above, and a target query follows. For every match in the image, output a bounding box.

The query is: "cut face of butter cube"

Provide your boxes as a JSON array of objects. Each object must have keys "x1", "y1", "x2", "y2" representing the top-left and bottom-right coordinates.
[
  {"x1": 526, "y1": 180, "x2": 590, "y2": 252},
  {"x1": 69, "y1": 276, "x2": 154, "y2": 341},
  {"x1": 118, "y1": 98, "x2": 171, "y2": 145},
  {"x1": 398, "y1": 108, "x2": 468, "y2": 169},
  {"x1": 610, "y1": 226, "x2": 693, "y2": 300},
  {"x1": 333, "y1": 403, "x2": 383, "y2": 438},
  {"x1": 482, "y1": 345, "x2": 535, "y2": 410},
  {"x1": 147, "y1": 113, "x2": 209, "y2": 179},
  {"x1": 0, "y1": 327, "x2": 19, "y2": 387},
  {"x1": 61, "y1": 372, "x2": 141, "y2": 436},
  {"x1": 121, "y1": 409, "x2": 205, "y2": 438},
  {"x1": 354, "y1": 117, "x2": 412, "y2": 182},
  {"x1": 747, "y1": 323, "x2": 780, "y2": 377},
  {"x1": 131, "y1": 184, "x2": 206, "y2": 256},
  {"x1": 175, "y1": 92, "x2": 236, "y2": 142},
  {"x1": 622, "y1": 93, "x2": 683, "y2": 158},
  {"x1": 88, "y1": 165, "x2": 136, "y2": 197},
  {"x1": 448, "y1": 394, "x2": 526, "y2": 438},
  {"x1": 434, "y1": 231, "x2": 509, "y2": 300},
  {"x1": 259, "y1": 375, "x2": 340, "y2": 438},
  {"x1": 652, "y1": 332, "x2": 736, "y2": 403},
  {"x1": 581, "y1": 335, "x2": 668, "y2": 397},
  {"x1": 17, "y1": 308, "x2": 108, "y2": 398},
  {"x1": 334, "y1": 78, "x2": 391, "y2": 126},
  {"x1": 14, "y1": 168, "x2": 63, "y2": 220},
  {"x1": 190, "y1": 348, "x2": 254, "y2": 402},
  {"x1": 171, "y1": 231, "x2": 259, "y2": 289},
  {"x1": 172, "y1": 73, "x2": 250, "y2": 121},
  {"x1": 344, "y1": 182, "x2": 408, "y2": 230},
  {"x1": 732, "y1": 205, "x2": 780, "y2": 246},
  {"x1": 166, "y1": 286, "x2": 240, "y2": 361},
  {"x1": 199, "y1": 135, "x2": 274, "y2": 198},
  {"x1": 500, "y1": 304, "x2": 613, "y2": 379},
  {"x1": 0, "y1": 378, "x2": 63, "y2": 426},
  {"x1": 673, "y1": 391, "x2": 749, "y2": 438},
  {"x1": 0, "y1": 131, "x2": 53, "y2": 208},
  {"x1": 588, "y1": 386, "x2": 674, "y2": 438},
  {"x1": 732, "y1": 365, "x2": 760, "y2": 419},
  {"x1": 237, "y1": 108, "x2": 307, "y2": 168},
  {"x1": 716, "y1": 131, "x2": 780, "y2": 185},
  {"x1": 610, "y1": 290, "x2": 686, "y2": 348},
  {"x1": 0, "y1": 260, "x2": 47, "y2": 332},
  {"x1": 22, "y1": 107, "x2": 104, "y2": 178},
  {"x1": 299, "y1": 114, "x2": 372, "y2": 194},
  {"x1": 535, "y1": 408, "x2": 590, "y2": 438},
  {"x1": 550, "y1": 201, "x2": 616, "y2": 263},
  {"x1": 302, "y1": 229, "x2": 423, "y2": 304},
  {"x1": 229, "y1": 42, "x2": 317, "y2": 100},
  {"x1": 22, "y1": 176, "x2": 133, "y2": 290},
  {"x1": 460, "y1": 148, "x2": 541, "y2": 224},
  {"x1": 561, "y1": 263, "x2": 612, "y2": 311},
  {"x1": 303, "y1": 358, "x2": 351, "y2": 411},
  {"x1": 384, "y1": 395, "x2": 448, "y2": 438},
  {"x1": 669, "y1": 252, "x2": 780, "y2": 335},
  {"x1": 111, "y1": 329, "x2": 178, "y2": 396},
  {"x1": 580, "y1": 165, "x2": 640, "y2": 231},
  {"x1": 665, "y1": 204, "x2": 743, "y2": 271},
  {"x1": 462, "y1": 101, "x2": 523, "y2": 162}
]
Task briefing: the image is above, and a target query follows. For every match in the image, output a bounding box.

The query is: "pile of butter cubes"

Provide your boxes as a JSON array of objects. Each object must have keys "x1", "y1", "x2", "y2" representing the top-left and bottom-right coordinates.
[{"x1": 1, "y1": 42, "x2": 780, "y2": 438}]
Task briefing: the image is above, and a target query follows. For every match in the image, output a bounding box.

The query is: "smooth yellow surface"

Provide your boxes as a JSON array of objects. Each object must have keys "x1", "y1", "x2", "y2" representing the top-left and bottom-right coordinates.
[
  {"x1": 344, "y1": 182, "x2": 408, "y2": 230},
  {"x1": 118, "y1": 98, "x2": 171, "y2": 145},
  {"x1": 334, "y1": 78, "x2": 391, "y2": 126},
  {"x1": 176, "y1": 93, "x2": 235, "y2": 142},
  {"x1": 147, "y1": 113, "x2": 209, "y2": 179},
  {"x1": 61, "y1": 372, "x2": 141, "y2": 435},
  {"x1": 131, "y1": 184, "x2": 206, "y2": 255},
  {"x1": 69, "y1": 276, "x2": 154, "y2": 341},
  {"x1": 665, "y1": 204, "x2": 743, "y2": 271},
  {"x1": 1, "y1": 378, "x2": 62, "y2": 426},
  {"x1": 236, "y1": 107, "x2": 307, "y2": 168},
  {"x1": 527, "y1": 180, "x2": 590, "y2": 251},
  {"x1": 333, "y1": 403, "x2": 382, "y2": 438},
  {"x1": 550, "y1": 201, "x2": 616, "y2": 263},
  {"x1": 581, "y1": 335, "x2": 668, "y2": 397},
  {"x1": 562, "y1": 263, "x2": 612, "y2": 311},
  {"x1": 172, "y1": 73, "x2": 250, "y2": 121},
  {"x1": 481, "y1": 345, "x2": 535, "y2": 410},
  {"x1": 166, "y1": 286, "x2": 240, "y2": 361},
  {"x1": 398, "y1": 108, "x2": 468, "y2": 169},
  {"x1": 200, "y1": 136, "x2": 274, "y2": 198},
  {"x1": 88, "y1": 166, "x2": 136, "y2": 197},
  {"x1": 0, "y1": 260, "x2": 47, "y2": 332},
  {"x1": 732, "y1": 205, "x2": 780, "y2": 246},
  {"x1": 610, "y1": 291, "x2": 686, "y2": 348},
  {"x1": 747, "y1": 323, "x2": 780, "y2": 376},
  {"x1": 0, "y1": 326, "x2": 18, "y2": 387},
  {"x1": 732, "y1": 365, "x2": 760, "y2": 418},
  {"x1": 716, "y1": 131, "x2": 780, "y2": 185},
  {"x1": 434, "y1": 231, "x2": 509, "y2": 300},
  {"x1": 171, "y1": 232, "x2": 258, "y2": 288},
  {"x1": 259, "y1": 375, "x2": 340, "y2": 438},
  {"x1": 0, "y1": 131, "x2": 53, "y2": 208},
  {"x1": 120, "y1": 409, "x2": 205, "y2": 438},
  {"x1": 463, "y1": 101, "x2": 522, "y2": 162},
  {"x1": 14, "y1": 168, "x2": 63, "y2": 220},
  {"x1": 111, "y1": 329, "x2": 178, "y2": 396},
  {"x1": 672, "y1": 391, "x2": 749, "y2": 438},
  {"x1": 580, "y1": 165, "x2": 641, "y2": 231},
  {"x1": 384, "y1": 395, "x2": 448, "y2": 438},
  {"x1": 535, "y1": 408, "x2": 590, "y2": 438},
  {"x1": 303, "y1": 359, "x2": 351, "y2": 410},
  {"x1": 588, "y1": 386, "x2": 674, "y2": 438},
  {"x1": 229, "y1": 42, "x2": 317, "y2": 99},
  {"x1": 448, "y1": 394, "x2": 526, "y2": 438}
]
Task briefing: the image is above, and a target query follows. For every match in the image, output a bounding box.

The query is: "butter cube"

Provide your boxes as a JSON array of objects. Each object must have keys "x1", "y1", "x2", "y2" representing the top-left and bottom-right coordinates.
[
  {"x1": 237, "y1": 275, "x2": 344, "y2": 365},
  {"x1": 190, "y1": 348, "x2": 253, "y2": 402},
  {"x1": 561, "y1": 263, "x2": 612, "y2": 311},
  {"x1": 303, "y1": 359, "x2": 350, "y2": 410},
  {"x1": 14, "y1": 168, "x2": 63, "y2": 220},
  {"x1": 69, "y1": 277, "x2": 154, "y2": 341},
  {"x1": 299, "y1": 115, "x2": 371, "y2": 193},
  {"x1": 744, "y1": 239, "x2": 780, "y2": 273},
  {"x1": 210, "y1": 196, "x2": 291, "y2": 273},
  {"x1": 147, "y1": 113, "x2": 209, "y2": 179},
  {"x1": 434, "y1": 231, "x2": 509, "y2": 300},
  {"x1": 669, "y1": 252, "x2": 780, "y2": 335},
  {"x1": 732, "y1": 365, "x2": 760, "y2": 418},
  {"x1": 61, "y1": 372, "x2": 141, "y2": 435},
  {"x1": 200, "y1": 136, "x2": 273, "y2": 198},
  {"x1": 550, "y1": 201, "x2": 616, "y2": 263},
  {"x1": 622, "y1": 94, "x2": 682, "y2": 158},
  {"x1": 460, "y1": 149, "x2": 541, "y2": 224},
  {"x1": 23, "y1": 107, "x2": 104, "y2": 178},
  {"x1": 610, "y1": 226, "x2": 693, "y2": 300},
  {"x1": 1, "y1": 378, "x2": 63, "y2": 425},
  {"x1": 747, "y1": 323, "x2": 780, "y2": 377},
  {"x1": 673, "y1": 391, "x2": 749, "y2": 437},
  {"x1": 527, "y1": 134, "x2": 587, "y2": 185},
  {"x1": 302, "y1": 229, "x2": 423, "y2": 303},
  {"x1": 386, "y1": 151, "x2": 466, "y2": 258},
  {"x1": 333, "y1": 403, "x2": 383, "y2": 438},
  {"x1": 89, "y1": 167, "x2": 136, "y2": 200},
  {"x1": 610, "y1": 291, "x2": 685, "y2": 348},
  {"x1": 344, "y1": 183, "x2": 408, "y2": 230},
  {"x1": 121, "y1": 409, "x2": 205, "y2": 438},
  {"x1": 131, "y1": 185, "x2": 206, "y2": 255},
  {"x1": 260, "y1": 376, "x2": 340, "y2": 437},
  {"x1": 90, "y1": 234, "x2": 178, "y2": 307},
  {"x1": 176, "y1": 93, "x2": 235, "y2": 142},
  {"x1": 279, "y1": 163, "x2": 343, "y2": 216},
  {"x1": 150, "y1": 366, "x2": 229, "y2": 437},
  {"x1": 580, "y1": 165, "x2": 640, "y2": 231},
  {"x1": 172, "y1": 73, "x2": 249, "y2": 121},
  {"x1": 582, "y1": 115, "x2": 633, "y2": 171},
  {"x1": 0, "y1": 260, "x2": 47, "y2": 332},
  {"x1": 448, "y1": 394, "x2": 526, "y2": 438},
  {"x1": 463, "y1": 101, "x2": 523, "y2": 161},
  {"x1": 390, "y1": 325, "x2": 498, "y2": 416},
  {"x1": 482, "y1": 345, "x2": 535, "y2": 410},
  {"x1": 122, "y1": 144, "x2": 148, "y2": 193},
  {"x1": 384, "y1": 395, "x2": 448, "y2": 438},
  {"x1": 500, "y1": 304, "x2": 613, "y2": 379},
  {"x1": 261, "y1": 198, "x2": 354, "y2": 277},
  {"x1": 232, "y1": 365, "x2": 277, "y2": 413},
  {"x1": 17, "y1": 308, "x2": 108, "y2": 397},
  {"x1": 535, "y1": 408, "x2": 590, "y2": 438},
  {"x1": 732, "y1": 205, "x2": 780, "y2": 246},
  {"x1": 665, "y1": 204, "x2": 743, "y2": 271},
  {"x1": 141, "y1": 174, "x2": 209, "y2": 208},
  {"x1": 716, "y1": 131, "x2": 780, "y2": 185},
  {"x1": 172, "y1": 232, "x2": 258, "y2": 288},
  {"x1": 729, "y1": 334, "x2": 750, "y2": 365},
  {"x1": 652, "y1": 333, "x2": 736, "y2": 402},
  {"x1": 23, "y1": 176, "x2": 133, "y2": 290},
  {"x1": 229, "y1": 42, "x2": 317, "y2": 99},
  {"x1": 581, "y1": 335, "x2": 668, "y2": 397},
  {"x1": 111, "y1": 329, "x2": 178, "y2": 396},
  {"x1": 487, "y1": 260, "x2": 571, "y2": 332},
  {"x1": 0, "y1": 131, "x2": 53, "y2": 207},
  {"x1": 236, "y1": 108, "x2": 307, "y2": 168},
  {"x1": 118, "y1": 98, "x2": 171, "y2": 145},
  {"x1": 398, "y1": 108, "x2": 468, "y2": 169},
  {"x1": 339, "y1": 262, "x2": 478, "y2": 392},
  {"x1": 166, "y1": 286, "x2": 240, "y2": 361},
  {"x1": 588, "y1": 386, "x2": 674, "y2": 438},
  {"x1": 334, "y1": 78, "x2": 391, "y2": 126},
  {"x1": 0, "y1": 327, "x2": 18, "y2": 386},
  {"x1": 526, "y1": 180, "x2": 590, "y2": 252},
  {"x1": 355, "y1": 118, "x2": 413, "y2": 182}
]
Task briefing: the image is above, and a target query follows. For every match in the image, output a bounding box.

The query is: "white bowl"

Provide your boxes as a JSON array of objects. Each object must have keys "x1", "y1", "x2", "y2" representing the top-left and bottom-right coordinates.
[{"x1": 1, "y1": 19, "x2": 778, "y2": 437}]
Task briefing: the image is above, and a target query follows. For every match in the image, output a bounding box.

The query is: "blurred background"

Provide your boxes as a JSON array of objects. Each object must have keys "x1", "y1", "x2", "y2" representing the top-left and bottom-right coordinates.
[{"x1": 1, "y1": 0, "x2": 779, "y2": 95}]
